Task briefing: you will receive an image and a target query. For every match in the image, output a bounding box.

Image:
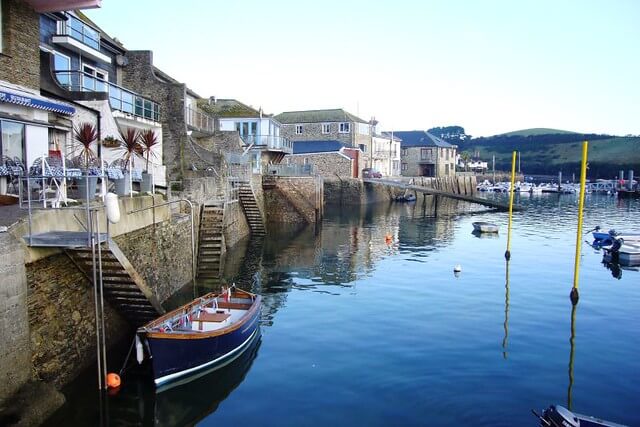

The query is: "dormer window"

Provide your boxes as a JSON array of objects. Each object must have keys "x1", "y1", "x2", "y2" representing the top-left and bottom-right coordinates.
[
  {"x1": 321, "y1": 123, "x2": 331, "y2": 134},
  {"x1": 339, "y1": 122, "x2": 351, "y2": 133},
  {"x1": 295, "y1": 124, "x2": 303, "y2": 135}
]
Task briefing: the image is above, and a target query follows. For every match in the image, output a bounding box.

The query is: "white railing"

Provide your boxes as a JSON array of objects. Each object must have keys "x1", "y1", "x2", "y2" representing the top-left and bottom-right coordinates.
[
  {"x1": 242, "y1": 135, "x2": 293, "y2": 154},
  {"x1": 185, "y1": 106, "x2": 215, "y2": 133}
]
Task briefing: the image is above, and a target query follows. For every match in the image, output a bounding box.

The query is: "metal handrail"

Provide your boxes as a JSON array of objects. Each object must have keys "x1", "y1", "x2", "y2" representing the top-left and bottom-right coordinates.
[
  {"x1": 242, "y1": 135, "x2": 293, "y2": 153},
  {"x1": 53, "y1": 70, "x2": 160, "y2": 122},
  {"x1": 59, "y1": 14, "x2": 100, "y2": 50}
]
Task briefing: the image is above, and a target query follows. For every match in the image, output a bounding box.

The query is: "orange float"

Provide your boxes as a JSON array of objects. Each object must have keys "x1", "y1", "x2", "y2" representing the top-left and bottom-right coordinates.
[{"x1": 106, "y1": 372, "x2": 121, "y2": 389}]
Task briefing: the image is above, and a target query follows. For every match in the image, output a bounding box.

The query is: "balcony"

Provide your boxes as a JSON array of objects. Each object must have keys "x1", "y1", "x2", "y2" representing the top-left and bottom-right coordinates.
[
  {"x1": 242, "y1": 135, "x2": 292, "y2": 154},
  {"x1": 185, "y1": 106, "x2": 215, "y2": 135},
  {"x1": 54, "y1": 70, "x2": 160, "y2": 122},
  {"x1": 418, "y1": 155, "x2": 437, "y2": 164},
  {"x1": 52, "y1": 14, "x2": 111, "y2": 63}
]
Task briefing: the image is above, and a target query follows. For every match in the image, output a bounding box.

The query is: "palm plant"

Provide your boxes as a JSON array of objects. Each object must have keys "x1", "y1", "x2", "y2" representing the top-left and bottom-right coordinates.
[
  {"x1": 139, "y1": 129, "x2": 159, "y2": 172},
  {"x1": 74, "y1": 123, "x2": 98, "y2": 169},
  {"x1": 119, "y1": 128, "x2": 142, "y2": 170}
]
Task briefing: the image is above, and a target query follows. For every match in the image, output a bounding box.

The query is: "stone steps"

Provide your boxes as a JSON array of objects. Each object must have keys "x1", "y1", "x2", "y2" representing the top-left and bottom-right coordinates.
[
  {"x1": 65, "y1": 240, "x2": 165, "y2": 326},
  {"x1": 196, "y1": 204, "x2": 225, "y2": 281}
]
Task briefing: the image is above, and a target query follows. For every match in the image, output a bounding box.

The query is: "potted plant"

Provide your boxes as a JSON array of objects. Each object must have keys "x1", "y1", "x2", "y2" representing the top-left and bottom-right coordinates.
[
  {"x1": 139, "y1": 129, "x2": 159, "y2": 193},
  {"x1": 113, "y1": 128, "x2": 141, "y2": 196},
  {"x1": 74, "y1": 122, "x2": 99, "y2": 200}
]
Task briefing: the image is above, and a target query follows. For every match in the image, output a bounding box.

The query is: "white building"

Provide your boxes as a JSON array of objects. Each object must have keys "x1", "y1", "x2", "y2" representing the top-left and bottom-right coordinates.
[{"x1": 372, "y1": 133, "x2": 401, "y2": 177}]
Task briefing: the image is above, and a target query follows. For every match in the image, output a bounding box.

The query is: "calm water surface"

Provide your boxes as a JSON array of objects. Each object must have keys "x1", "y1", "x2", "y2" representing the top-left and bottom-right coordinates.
[{"x1": 48, "y1": 194, "x2": 640, "y2": 426}]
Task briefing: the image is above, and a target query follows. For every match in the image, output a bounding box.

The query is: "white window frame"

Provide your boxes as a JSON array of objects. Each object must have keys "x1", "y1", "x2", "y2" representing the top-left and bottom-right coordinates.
[
  {"x1": 321, "y1": 123, "x2": 330, "y2": 134},
  {"x1": 295, "y1": 124, "x2": 303, "y2": 135},
  {"x1": 81, "y1": 63, "x2": 108, "y2": 92},
  {"x1": 53, "y1": 50, "x2": 71, "y2": 70},
  {"x1": 339, "y1": 122, "x2": 351, "y2": 133}
]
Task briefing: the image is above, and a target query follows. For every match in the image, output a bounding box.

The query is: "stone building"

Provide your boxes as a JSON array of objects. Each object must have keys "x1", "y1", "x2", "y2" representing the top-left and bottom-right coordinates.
[
  {"x1": 200, "y1": 98, "x2": 291, "y2": 174},
  {"x1": 0, "y1": 0, "x2": 84, "y2": 197},
  {"x1": 274, "y1": 108, "x2": 373, "y2": 172},
  {"x1": 393, "y1": 130, "x2": 457, "y2": 177},
  {"x1": 38, "y1": 9, "x2": 166, "y2": 185},
  {"x1": 286, "y1": 140, "x2": 362, "y2": 178}
]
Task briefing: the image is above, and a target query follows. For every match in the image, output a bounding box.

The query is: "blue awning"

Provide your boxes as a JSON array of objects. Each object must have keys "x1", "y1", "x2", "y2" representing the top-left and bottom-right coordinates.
[{"x1": 0, "y1": 88, "x2": 75, "y2": 115}]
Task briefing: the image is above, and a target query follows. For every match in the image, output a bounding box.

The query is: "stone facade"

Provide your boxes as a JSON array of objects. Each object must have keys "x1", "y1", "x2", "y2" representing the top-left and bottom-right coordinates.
[
  {"x1": 287, "y1": 152, "x2": 353, "y2": 178},
  {"x1": 280, "y1": 122, "x2": 353, "y2": 146},
  {"x1": 264, "y1": 177, "x2": 323, "y2": 225},
  {"x1": 26, "y1": 253, "x2": 129, "y2": 387},
  {"x1": 401, "y1": 146, "x2": 457, "y2": 177},
  {"x1": 0, "y1": 232, "x2": 31, "y2": 403},
  {"x1": 122, "y1": 51, "x2": 227, "y2": 184},
  {"x1": 114, "y1": 214, "x2": 194, "y2": 303},
  {"x1": 0, "y1": 0, "x2": 40, "y2": 89}
]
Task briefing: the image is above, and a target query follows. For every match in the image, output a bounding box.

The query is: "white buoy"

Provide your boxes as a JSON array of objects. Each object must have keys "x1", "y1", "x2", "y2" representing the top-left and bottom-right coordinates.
[
  {"x1": 453, "y1": 264, "x2": 462, "y2": 273},
  {"x1": 135, "y1": 335, "x2": 144, "y2": 364},
  {"x1": 105, "y1": 192, "x2": 120, "y2": 224}
]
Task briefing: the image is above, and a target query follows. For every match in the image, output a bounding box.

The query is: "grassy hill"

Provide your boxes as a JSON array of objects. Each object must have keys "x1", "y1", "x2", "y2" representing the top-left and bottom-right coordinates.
[
  {"x1": 459, "y1": 134, "x2": 640, "y2": 178},
  {"x1": 497, "y1": 128, "x2": 577, "y2": 137}
]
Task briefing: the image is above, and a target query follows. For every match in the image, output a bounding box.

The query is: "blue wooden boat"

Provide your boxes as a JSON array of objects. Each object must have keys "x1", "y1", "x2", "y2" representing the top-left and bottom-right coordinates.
[
  {"x1": 137, "y1": 286, "x2": 261, "y2": 387},
  {"x1": 534, "y1": 405, "x2": 628, "y2": 426}
]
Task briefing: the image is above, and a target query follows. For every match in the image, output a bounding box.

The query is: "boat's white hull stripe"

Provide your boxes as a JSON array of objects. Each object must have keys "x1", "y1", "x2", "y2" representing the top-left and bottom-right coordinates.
[{"x1": 154, "y1": 328, "x2": 259, "y2": 386}]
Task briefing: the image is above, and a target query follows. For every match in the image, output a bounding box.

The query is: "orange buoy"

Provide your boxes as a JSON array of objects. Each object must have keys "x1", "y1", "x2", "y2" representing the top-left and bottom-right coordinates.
[{"x1": 106, "y1": 372, "x2": 121, "y2": 389}]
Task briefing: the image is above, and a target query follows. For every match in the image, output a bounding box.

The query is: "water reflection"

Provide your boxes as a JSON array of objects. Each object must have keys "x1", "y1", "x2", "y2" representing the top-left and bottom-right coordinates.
[
  {"x1": 114, "y1": 331, "x2": 260, "y2": 426},
  {"x1": 568, "y1": 302, "x2": 577, "y2": 411},
  {"x1": 503, "y1": 261, "x2": 510, "y2": 359}
]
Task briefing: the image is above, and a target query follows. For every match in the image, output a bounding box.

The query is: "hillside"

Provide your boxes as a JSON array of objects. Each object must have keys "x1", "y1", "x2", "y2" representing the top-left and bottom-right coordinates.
[
  {"x1": 459, "y1": 134, "x2": 640, "y2": 178},
  {"x1": 497, "y1": 128, "x2": 577, "y2": 137}
]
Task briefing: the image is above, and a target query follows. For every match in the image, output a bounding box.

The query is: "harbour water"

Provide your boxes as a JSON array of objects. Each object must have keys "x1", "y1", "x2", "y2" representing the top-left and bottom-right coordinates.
[{"x1": 46, "y1": 194, "x2": 640, "y2": 426}]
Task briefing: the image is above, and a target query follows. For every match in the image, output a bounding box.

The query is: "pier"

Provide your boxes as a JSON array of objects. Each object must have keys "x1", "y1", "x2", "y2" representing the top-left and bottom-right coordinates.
[{"x1": 365, "y1": 178, "x2": 523, "y2": 212}]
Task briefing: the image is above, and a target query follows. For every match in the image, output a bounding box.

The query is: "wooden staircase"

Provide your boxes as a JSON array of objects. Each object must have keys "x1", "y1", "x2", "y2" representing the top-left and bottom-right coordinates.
[
  {"x1": 65, "y1": 240, "x2": 165, "y2": 326},
  {"x1": 238, "y1": 182, "x2": 266, "y2": 236},
  {"x1": 197, "y1": 204, "x2": 225, "y2": 282}
]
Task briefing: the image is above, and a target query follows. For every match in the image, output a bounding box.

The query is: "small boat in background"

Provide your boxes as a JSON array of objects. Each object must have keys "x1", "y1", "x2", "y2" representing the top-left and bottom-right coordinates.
[
  {"x1": 534, "y1": 404, "x2": 628, "y2": 427},
  {"x1": 395, "y1": 193, "x2": 416, "y2": 202},
  {"x1": 603, "y1": 239, "x2": 640, "y2": 266},
  {"x1": 137, "y1": 286, "x2": 261, "y2": 387},
  {"x1": 592, "y1": 227, "x2": 640, "y2": 247},
  {"x1": 472, "y1": 222, "x2": 499, "y2": 233}
]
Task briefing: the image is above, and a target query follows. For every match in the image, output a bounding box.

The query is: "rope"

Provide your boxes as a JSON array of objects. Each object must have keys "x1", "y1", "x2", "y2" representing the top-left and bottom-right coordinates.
[{"x1": 118, "y1": 336, "x2": 136, "y2": 376}]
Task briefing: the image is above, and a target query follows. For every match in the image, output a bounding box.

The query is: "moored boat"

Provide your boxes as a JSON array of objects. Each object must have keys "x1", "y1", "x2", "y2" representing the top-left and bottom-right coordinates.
[
  {"x1": 137, "y1": 286, "x2": 261, "y2": 387},
  {"x1": 472, "y1": 221, "x2": 499, "y2": 233},
  {"x1": 534, "y1": 404, "x2": 628, "y2": 427},
  {"x1": 603, "y1": 238, "x2": 640, "y2": 266}
]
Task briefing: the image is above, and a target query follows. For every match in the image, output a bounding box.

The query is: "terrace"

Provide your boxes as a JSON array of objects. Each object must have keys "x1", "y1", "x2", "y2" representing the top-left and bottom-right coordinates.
[{"x1": 53, "y1": 70, "x2": 160, "y2": 122}]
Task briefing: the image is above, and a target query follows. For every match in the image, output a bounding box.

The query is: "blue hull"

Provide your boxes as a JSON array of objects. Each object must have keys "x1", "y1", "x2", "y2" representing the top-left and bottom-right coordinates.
[{"x1": 146, "y1": 306, "x2": 260, "y2": 386}]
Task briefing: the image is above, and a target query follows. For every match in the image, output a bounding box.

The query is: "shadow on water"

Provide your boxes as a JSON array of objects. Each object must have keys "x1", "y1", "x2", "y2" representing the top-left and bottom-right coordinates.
[{"x1": 45, "y1": 329, "x2": 262, "y2": 426}]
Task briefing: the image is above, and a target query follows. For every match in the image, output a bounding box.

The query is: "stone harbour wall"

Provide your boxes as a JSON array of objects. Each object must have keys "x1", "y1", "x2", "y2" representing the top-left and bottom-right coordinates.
[
  {"x1": 26, "y1": 254, "x2": 129, "y2": 387},
  {"x1": 0, "y1": 232, "x2": 31, "y2": 403},
  {"x1": 324, "y1": 178, "x2": 393, "y2": 205},
  {"x1": 264, "y1": 177, "x2": 321, "y2": 225},
  {"x1": 223, "y1": 201, "x2": 250, "y2": 249},
  {"x1": 287, "y1": 152, "x2": 353, "y2": 178},
  {"x1": 114, "y1": 214, "x2": 194, "y2": 303}
]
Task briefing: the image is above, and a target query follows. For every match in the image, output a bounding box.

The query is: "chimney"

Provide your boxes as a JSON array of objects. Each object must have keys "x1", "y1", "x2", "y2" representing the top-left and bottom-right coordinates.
[{"x1": 208, "y1": 96, "x2": 216, "y2": 105}]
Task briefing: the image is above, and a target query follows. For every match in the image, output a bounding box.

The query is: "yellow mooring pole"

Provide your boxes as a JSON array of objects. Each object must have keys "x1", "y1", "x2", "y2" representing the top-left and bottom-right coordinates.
[
  {"x1": 505, "y1": 151, "x2": 517, "y2": 260},
  {"x1": 571, "y1": 141, "x2": 589, "y2": 304}
]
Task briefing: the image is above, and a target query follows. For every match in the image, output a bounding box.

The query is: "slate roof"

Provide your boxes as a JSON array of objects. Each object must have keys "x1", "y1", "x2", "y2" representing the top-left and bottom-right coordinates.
[
  {"x1": 392, "y1": 131, "x2": 455, "y2": 148},
  {"x1": 292, "y1": 140, "x2": 346, "y2": 154},
  {"x1": 275, "y1": 109, "x2": 368, "y2": 124}
]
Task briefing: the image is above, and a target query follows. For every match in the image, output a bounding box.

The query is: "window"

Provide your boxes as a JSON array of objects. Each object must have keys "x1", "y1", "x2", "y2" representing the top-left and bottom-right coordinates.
[
  {"x1": 339, "y1": 122, "x2": 351, "y2": 133},
  {"x1": 401, "y1": 163, "x2": 407, "y2": 171},
  {"x1": 445, "y1": 164, "x2": 449, "y2": 175},
  {"x1": 62, "y1": 13, "x2": 100, "y2": 50},
  {"x1": 359, "y1": 143, "x2": 367, "y2": 153},
  {"x1": 81, "y1": 63, "x2": 108, "y2": 92},
  {"x1": 53, "y1": 51, "x2": 71, "y2": 88},
  {"x1": 321, "y1": 123, "x2": 330, "y2": 134},
  {"x1": 401, "y1": 148, "x2": 407, "y2": 156},
  {"x1": 446, "y1": 148, "x2": 450, "y2": 160},
  {"x1": 1, "y1": 120, "x2": 26, "y2": 166},
  {"x1": 421, "y1": 148, "x2": 432, "y2": 160},
  {"x1": 295, "y1": 124, "x2": 303, "y2": 135}
]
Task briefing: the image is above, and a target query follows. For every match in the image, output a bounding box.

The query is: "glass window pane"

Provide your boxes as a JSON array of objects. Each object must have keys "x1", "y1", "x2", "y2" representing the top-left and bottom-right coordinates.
[
  {"x1": 135, "y1": 97, "x2": 143, "y2": 116},
  {"x1": 1, "y1": 121, "x2": 25, "y2": 164}
]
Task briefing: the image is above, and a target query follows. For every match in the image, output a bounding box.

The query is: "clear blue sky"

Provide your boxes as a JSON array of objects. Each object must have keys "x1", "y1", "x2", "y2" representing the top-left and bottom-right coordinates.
[{"x1": 86, "y1": 0, "x2": 640, "y2": 137}]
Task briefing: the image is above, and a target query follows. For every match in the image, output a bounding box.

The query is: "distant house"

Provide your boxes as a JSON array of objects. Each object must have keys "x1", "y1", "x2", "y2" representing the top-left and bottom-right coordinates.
[
  {"x1": 202, "y1": 99, "x2": 291, "y2": 173},
  {"x1": 275, "y1": 108, "x2": 373, "y2": 171},
  {"x1": 375, "y1": 132, "x2": 402, "y2": 177},
  {"x1": 457, "y1": 154, "x2": 488, "y2": 173},
  {"x1": 286, "y1": 140, "x2": 362, "y2": 178},
  {"x1": 393, "y1": 131, "x2": 457, "y2": 177}
]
